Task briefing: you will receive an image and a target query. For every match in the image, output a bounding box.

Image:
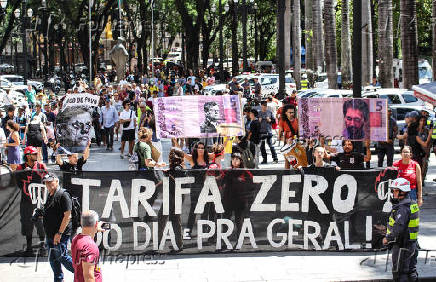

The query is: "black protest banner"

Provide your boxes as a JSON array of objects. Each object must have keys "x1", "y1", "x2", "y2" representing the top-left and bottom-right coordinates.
[{"x1": 0, "y1": 168, "x2": 397, "y2": 256}]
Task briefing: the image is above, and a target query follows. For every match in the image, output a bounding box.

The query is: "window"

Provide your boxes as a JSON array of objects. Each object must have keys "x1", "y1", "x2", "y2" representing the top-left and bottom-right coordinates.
[
  {"x1": 380, "y1": 95, "x2": 401, "y2": 104},
  {"x1": 285, "y1": 77, "x2": 295, "y2": 83},
  {"x1": 396, "y1": 108, "x2": 414, "y2": 121},
  {"x1": 403, "y1": 94, "x2": 418, "y2": 103}
]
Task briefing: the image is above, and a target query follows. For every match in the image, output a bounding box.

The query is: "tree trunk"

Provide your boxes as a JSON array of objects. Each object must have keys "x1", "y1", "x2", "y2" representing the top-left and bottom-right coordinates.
[
  {"x1": 231, "y1": 1, "x2": 239, "y2": 76},
  {"x1": 278, "y1": 0, "x2": 286, "y2": 98},
  {"x1": 378, "y1": 0, "x2": 394, "y2": 88},
  {"x1": 341, "y1": 0, "x2": 352, "y2": 88},
  {"x1": 312, "y1": 0, "x2": 324, "y2": 73},
  {"x1": 432, "y1": 0, "x2": 436, "y2": 81},
  {"x1": 400, "y1": 0, "x2": 418, "y2": 89},
  {"x1": 292, "y1": 0, "x2": 301, "y2": 89},
  {"x1": 305, "y1": 0, "x2": 314, "y2": 86},
  {"x1": 361, "y1": 0, "x2": 373, "y2": 86},
  {"x1": 323, "y1": 0, "x2": 337, "y2": 89}
]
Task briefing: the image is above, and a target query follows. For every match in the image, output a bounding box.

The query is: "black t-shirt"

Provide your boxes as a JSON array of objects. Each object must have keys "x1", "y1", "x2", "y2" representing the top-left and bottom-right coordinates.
[
  {"x1": 249, "y1": 119, "x2": 261, "y2": 144},
  {"x1": 59, "y1": 157, "x2": 86, "y2": 172},
  {"x1": 46, "y1": 112, "x2": 56, "y2": 123},
  {"x1": 330, "y1": 152, "x2": 364, "y2": 170},
  {"x1": 43, "y1": 188, "x2": 72, "y2": 239}
]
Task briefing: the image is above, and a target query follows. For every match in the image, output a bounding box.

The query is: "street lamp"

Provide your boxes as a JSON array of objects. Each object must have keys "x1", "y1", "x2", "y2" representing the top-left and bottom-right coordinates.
[
  {"x1": 253, "y1": 2, "x2": 258, "y2": 61},
  {"x1": 13, "y1": 0, "x2": 33, "y2": 85},
  {"x1": 0, "y1": 0, "x2": 7, "y2": 9}
]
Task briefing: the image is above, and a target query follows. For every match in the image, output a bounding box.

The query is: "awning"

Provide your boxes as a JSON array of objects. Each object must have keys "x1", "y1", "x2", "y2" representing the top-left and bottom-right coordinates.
[{"x1": 412, "y1": 82, "x2": 436, "y2": 106}]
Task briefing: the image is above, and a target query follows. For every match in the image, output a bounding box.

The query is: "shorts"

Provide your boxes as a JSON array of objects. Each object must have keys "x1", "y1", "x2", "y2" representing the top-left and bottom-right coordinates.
[
  {"x1": 27, "y1": 136, "x2": 43, "y2": 147},
  {"x1": 121, "y1": 129, "x2": 136, "y2": 142}
]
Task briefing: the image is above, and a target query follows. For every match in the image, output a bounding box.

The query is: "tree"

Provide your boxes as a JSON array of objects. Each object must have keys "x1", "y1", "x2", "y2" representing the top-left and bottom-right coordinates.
[
  {"x1": 312, "y1": 0, "x2": 324, "y2": 73},
  {"x1": 305, "y1": 0, "x2": 314, "y2": 86},
  {"x1": 340, "y1": 0, "x2": 352, "y2": 88},
  {"x1": 0, "y1": 0, "x2": 20, "y2": 56},
  {"x1": 292, "y1": 0, "x2": 301, "y2": 89},
  {"x1": 231, "y1": 0, "x2": 239, "y2": 76},
  {"x1": 400, "y1": 0, "x2": 418, "y2": 88},
  {"x1": 432, "y1": 0, "x2": 436, "y2": 80},
  {"x1": 174, "y1": 0, "x2": 207, "y2": 72},
  {"x1": 323, "y1": 0, "x2": 337, "y2": 89},
  {"x1": 378, "y1": 0, "x2": 394, "y2": 87},
  {"x1": 361, "y1": 0, "x2": 373, "y2": 86}
]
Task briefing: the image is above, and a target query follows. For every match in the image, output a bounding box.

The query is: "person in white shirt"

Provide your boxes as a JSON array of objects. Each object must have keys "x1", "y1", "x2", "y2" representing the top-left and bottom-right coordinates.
[{"x1": 119, "y1": 100, "x2": 136, "y2": 158}]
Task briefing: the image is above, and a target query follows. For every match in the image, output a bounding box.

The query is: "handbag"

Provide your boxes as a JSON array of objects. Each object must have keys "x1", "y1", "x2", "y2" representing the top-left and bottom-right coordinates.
[{"x1": 122, "y1": 111, "x2": 132, "y2": 128}]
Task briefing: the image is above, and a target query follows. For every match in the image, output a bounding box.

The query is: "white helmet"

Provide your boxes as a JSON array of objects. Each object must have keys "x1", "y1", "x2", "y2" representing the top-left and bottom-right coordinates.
[{"x1": 389, "y1": 178, "x2": 411, "y2": 192}]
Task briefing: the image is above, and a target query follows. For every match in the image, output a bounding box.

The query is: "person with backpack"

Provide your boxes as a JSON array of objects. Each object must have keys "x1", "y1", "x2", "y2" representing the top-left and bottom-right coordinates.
[
  {"x1": 278, "y1": 104, "x2": 299, "y2": 169},
  {"x1": 41, "y1": 172, "x2": 74, "y2": 281},
  {"x1": 133, "y1": 128, "x2": 165, "y2": 170},
  {"x1": 119, "y1": 100, "x2": 136, "y2": 159}
]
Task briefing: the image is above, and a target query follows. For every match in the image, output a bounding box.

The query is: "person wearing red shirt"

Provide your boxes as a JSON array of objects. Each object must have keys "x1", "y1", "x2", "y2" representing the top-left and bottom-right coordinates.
[
  {"x1": 72, "y1": 210, "x2": 105, "y2": 282},
  {"x1": 393, "y1": 146, "x2": 423, "y2": 206}
]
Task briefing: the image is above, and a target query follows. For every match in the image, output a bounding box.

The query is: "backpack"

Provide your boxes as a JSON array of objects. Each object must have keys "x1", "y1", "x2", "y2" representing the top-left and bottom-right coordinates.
[
  {"x1": 56, "y1": 189, "x2": 81, "y2": 232},
  {"x1": 241, "y1": 143, "x2": 256, "y2": 169}
]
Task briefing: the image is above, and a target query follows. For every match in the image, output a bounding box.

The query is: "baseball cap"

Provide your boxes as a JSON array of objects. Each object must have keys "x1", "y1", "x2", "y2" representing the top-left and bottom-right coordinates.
[
  {"x1": 409, "y1": 111, "x2": 419, "y2": 118},
  {"x1": 43, "y1": 172, "x2": 59, "y2": 182}
]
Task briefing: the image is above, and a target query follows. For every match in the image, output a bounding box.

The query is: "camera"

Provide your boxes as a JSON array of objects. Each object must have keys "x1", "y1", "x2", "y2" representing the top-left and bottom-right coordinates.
[
  {"x1": 31, "y1": 208, "x2": 44, "y2": 222},
  {"x1": 100, "y1": 222, "x2": 111, "y2": 230}
]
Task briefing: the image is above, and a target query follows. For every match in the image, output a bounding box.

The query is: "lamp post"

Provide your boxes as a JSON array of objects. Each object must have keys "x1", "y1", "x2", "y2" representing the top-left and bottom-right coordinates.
[
  {"x1": 15, "y1": 0, "x2": 33, "y2": 85},
  {"x1": 253, "y1": 2, "x2": 258, "y2": 62},
  {"x1": 241, "y1": 0, "x2": 255, "y2": 72},
  {"x1": 151, "y1": 0, "x2": 155, "y2": 78}
]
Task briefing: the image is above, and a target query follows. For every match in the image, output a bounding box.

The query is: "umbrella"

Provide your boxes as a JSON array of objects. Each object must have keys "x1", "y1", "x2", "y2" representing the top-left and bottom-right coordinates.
[{"x1": 412, "y1": 82, "x2": 436, "y2": 106}]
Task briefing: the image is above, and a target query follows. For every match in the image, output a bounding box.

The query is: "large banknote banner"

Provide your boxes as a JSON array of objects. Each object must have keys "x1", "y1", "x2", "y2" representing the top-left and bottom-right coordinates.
[
  {"x1": 56, "y1": 93, "x2": 100, "y2": 153},
  {"x1": 0, "y1": 168, "x2": 397, "y2": 256},
  {"x1": 298, "y1": 98, "x2": 388, "y2": 141},
  {"x1": 154, "y1": 95, "x2": 244, "y2": 138}
]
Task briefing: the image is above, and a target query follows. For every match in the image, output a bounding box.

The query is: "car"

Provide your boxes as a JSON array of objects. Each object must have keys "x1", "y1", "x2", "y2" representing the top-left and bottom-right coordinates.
[
  {"x1": 313, "y1": 72, "x2": 342, "y2": 89},
  {"x1": 8, "y1": 87, "x2": 28, "y2": 108},
  {"x1": 389, "y1": 105, "x2": 435, "y2": 132},
  {"x1": 203, "y1": 83, "x2": 228, "y2": 95},
  {"x1": 0, "y1": 75, "x2": 43, "y2": 91},
  {"x1": 0, "y1": 63, "x2": 15, "y2": 74},
  {"x1": 310, "y1": 89, "x2": 353, "y2": 98},
  {"x1": 0, "y1": 78, "x2": 13, "y2": 91},
  {"x1": 362, "y1": 88, "x2": 425, "y2": 107}
]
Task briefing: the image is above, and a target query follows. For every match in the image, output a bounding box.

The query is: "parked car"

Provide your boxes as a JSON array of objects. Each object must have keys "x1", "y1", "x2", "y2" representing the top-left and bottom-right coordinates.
[
  {"x1": 0, "y1": 75, "x2": 43, "y2": 91},
  {"x1": 362, "y1": 88, "x2": 425, "y2": 107},
  {"x1": 8, "y1": 87, "x2": 28, "y2": 108},
  {"x1": 0, "y1": 63, "x2": 15, "y2": 74},
  {"x1": 0, "y1": 78, "x2": 13, "y2": 91},
  {"x1": 203, "y1": 83, "x2": 227, "y2": 95},
  {"x1": 389, "y1": 105, "x2": 435, "y2": 132}
]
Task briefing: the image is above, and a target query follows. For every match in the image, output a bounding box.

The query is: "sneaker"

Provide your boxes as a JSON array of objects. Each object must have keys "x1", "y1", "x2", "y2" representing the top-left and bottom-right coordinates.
[
  {"x1": 261, "y1": 160, "x2": 268, "y2": 164},
  {"x1": 120, "y1": 154, "x2": 124, "y2": 159},
  {"x1": 127, "y1": 153, "x2": 132, "y2": 158},
  {"x1": 273, "y1": 160, "x2": 278, "y2": 164}
]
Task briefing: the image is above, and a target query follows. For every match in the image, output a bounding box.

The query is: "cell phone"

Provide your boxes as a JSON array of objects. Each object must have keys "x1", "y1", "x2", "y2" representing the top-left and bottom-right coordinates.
[{"x1": 101, "y1": 222, "x2": 111, "y2": 230}]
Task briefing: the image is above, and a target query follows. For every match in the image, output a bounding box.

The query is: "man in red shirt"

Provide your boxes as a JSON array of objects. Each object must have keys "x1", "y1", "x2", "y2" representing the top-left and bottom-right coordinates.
[{"x1": 72, "y1": 210, "x2": 104, "y2": 282}]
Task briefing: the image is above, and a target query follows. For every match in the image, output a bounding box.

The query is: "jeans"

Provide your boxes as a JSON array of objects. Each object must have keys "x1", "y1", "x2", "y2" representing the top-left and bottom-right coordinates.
[
  {"x1": 46, "y1": 235, "x2": 74, "y2": 282},
  {"x1": 260, "y1": 133, "x2": 278, "y2": 162},
  {"x1": 377, "y1": 142, "x2": 394, "y2": 167},
  {"x1": 42, "y1": 142, "x2": 48, "y2": 163},
  {"x1": 103, "y1": 125, "x2": 115, "y2": 148},
  {"x1": 391, "y1": 242, "x2": 418, "y2": 282},
  {"x1": 253, "y1": 143, "x2": 260, "y2": 168}
]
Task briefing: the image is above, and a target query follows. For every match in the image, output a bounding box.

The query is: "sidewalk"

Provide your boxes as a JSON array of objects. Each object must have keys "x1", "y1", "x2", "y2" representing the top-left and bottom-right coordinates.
[{"x1": 1, "y1": 249, "x2": 435, "y2": 282}]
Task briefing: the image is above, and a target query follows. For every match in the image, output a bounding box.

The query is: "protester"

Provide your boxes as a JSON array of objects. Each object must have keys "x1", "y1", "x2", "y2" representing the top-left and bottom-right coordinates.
[
  {"x1": 308, "y1": 146, "x2": 339, "y2": 169},
  {"x1": 247, "y1": 109, "x2": 261, "y2": 168},
  {"x1": 119, "y1": 100, "x2": 136, "y2": 158},
  {"x1": 100, "y1": 97, "x2": 119, "y2": 151},
  {"x1": 183, "y1": 141, "x2": 213, "y2": 169},
  {"x1": 23, "y1": 112, "x2": 47, "y2": 163},
  {"x1": 42, "y1": 172, "x2": 74, "y2": 281},
  {"x1": 328, "y1": 140, "x2": 371, "y2": 170},
  {"x1": 393, "y1": 146, "x2": 423, "y2": 206},
  {"x1": 377, "y1": 108, "x2": 398, "y2": 167},
  {"x1": 15, "y1": 146, "x2": 47, "y2": 255},
  {"x1": 1, "y1": 105, "x2": 17, "y2": 136},
  {"x1": 56, "y1": 140, "x2": 91, "y2": 172},
  {"x1": 72, "y1": 210, "x2": 104, "y2": 282},
  {"x1": 25, "y1": 84, "x2": 36, "y2": 109},
  {"x1": 278, "y1": 104, "x2": 298, "y2": 169},
  {"x1": 259, "y1": 100, "x2": 278, "y2": 164},
  {"x1": 4, "y1": 120, "x2": 21, "y2": 170},
  {"x1": 158, "y1": 147, "x2": 185, "y2": 251},
  {"x1": 133, "y1": 127, "x2": 165, "y2": 170}
]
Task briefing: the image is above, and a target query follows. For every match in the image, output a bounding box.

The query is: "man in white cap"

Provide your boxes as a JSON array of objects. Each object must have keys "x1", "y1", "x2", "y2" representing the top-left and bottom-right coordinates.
[{"x1": 383, "y1": 177, "x2": 419, "y2": 282}]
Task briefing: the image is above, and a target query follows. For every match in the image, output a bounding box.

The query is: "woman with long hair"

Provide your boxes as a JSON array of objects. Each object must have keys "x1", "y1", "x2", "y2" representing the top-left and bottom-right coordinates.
[
  {"x1": 278, "y1": 104, "x2": 298, "y2": 169},
  {"x1": 184, "y1": 141, "x2": 213, "y2": 169},
  {"x1": 417, "y1": 115, "x2": 432, "y2": 181},
  {"x1": 158, "y1": 147, "x2": 185, "y2": 251},
  {"x1": 393, "y1": 146, "x2": 423, "y2": 206},
  {"x1": 5, "y1": 120, "x2": 21, "y2": 170},
  {"x1": 221, "y1": 152, "x2": 254, "y2": 238}
]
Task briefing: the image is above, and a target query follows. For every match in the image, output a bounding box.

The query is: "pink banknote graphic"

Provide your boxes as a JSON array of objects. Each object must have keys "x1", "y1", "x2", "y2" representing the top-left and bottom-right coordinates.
[
  {"x1": 298, "y1": 98, "x2": 388, "y2": 141},
  {"x1": 154, "y1": 95, "x2": 244, "y2": 138}
]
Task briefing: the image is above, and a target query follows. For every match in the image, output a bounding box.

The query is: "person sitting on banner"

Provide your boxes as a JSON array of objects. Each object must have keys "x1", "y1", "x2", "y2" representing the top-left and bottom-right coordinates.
[
  {"x1": 56, "y1": 140, "x2": 91, "y2": 172},
  {"x1": 133, "y1": 128, "x2": 165, "y2": 171},
  {"x1": 15, "y1": 146, "x2": 48, "y2": 255},
  {"x1": 158, "y1": 147, "x2": 185, "y2": 252},
  {"x1": 41, "y1": 172, "x2": 74, "y2": 281},
  {"x1": 342, "y1": 99, "x2": 370, "y2": 140},
  {"x1": 222, "y1": 152, "x2": 254, "y2": 242},
  {"x1": 328, "y1": 140, "x2": 371, "y2": 170}
]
